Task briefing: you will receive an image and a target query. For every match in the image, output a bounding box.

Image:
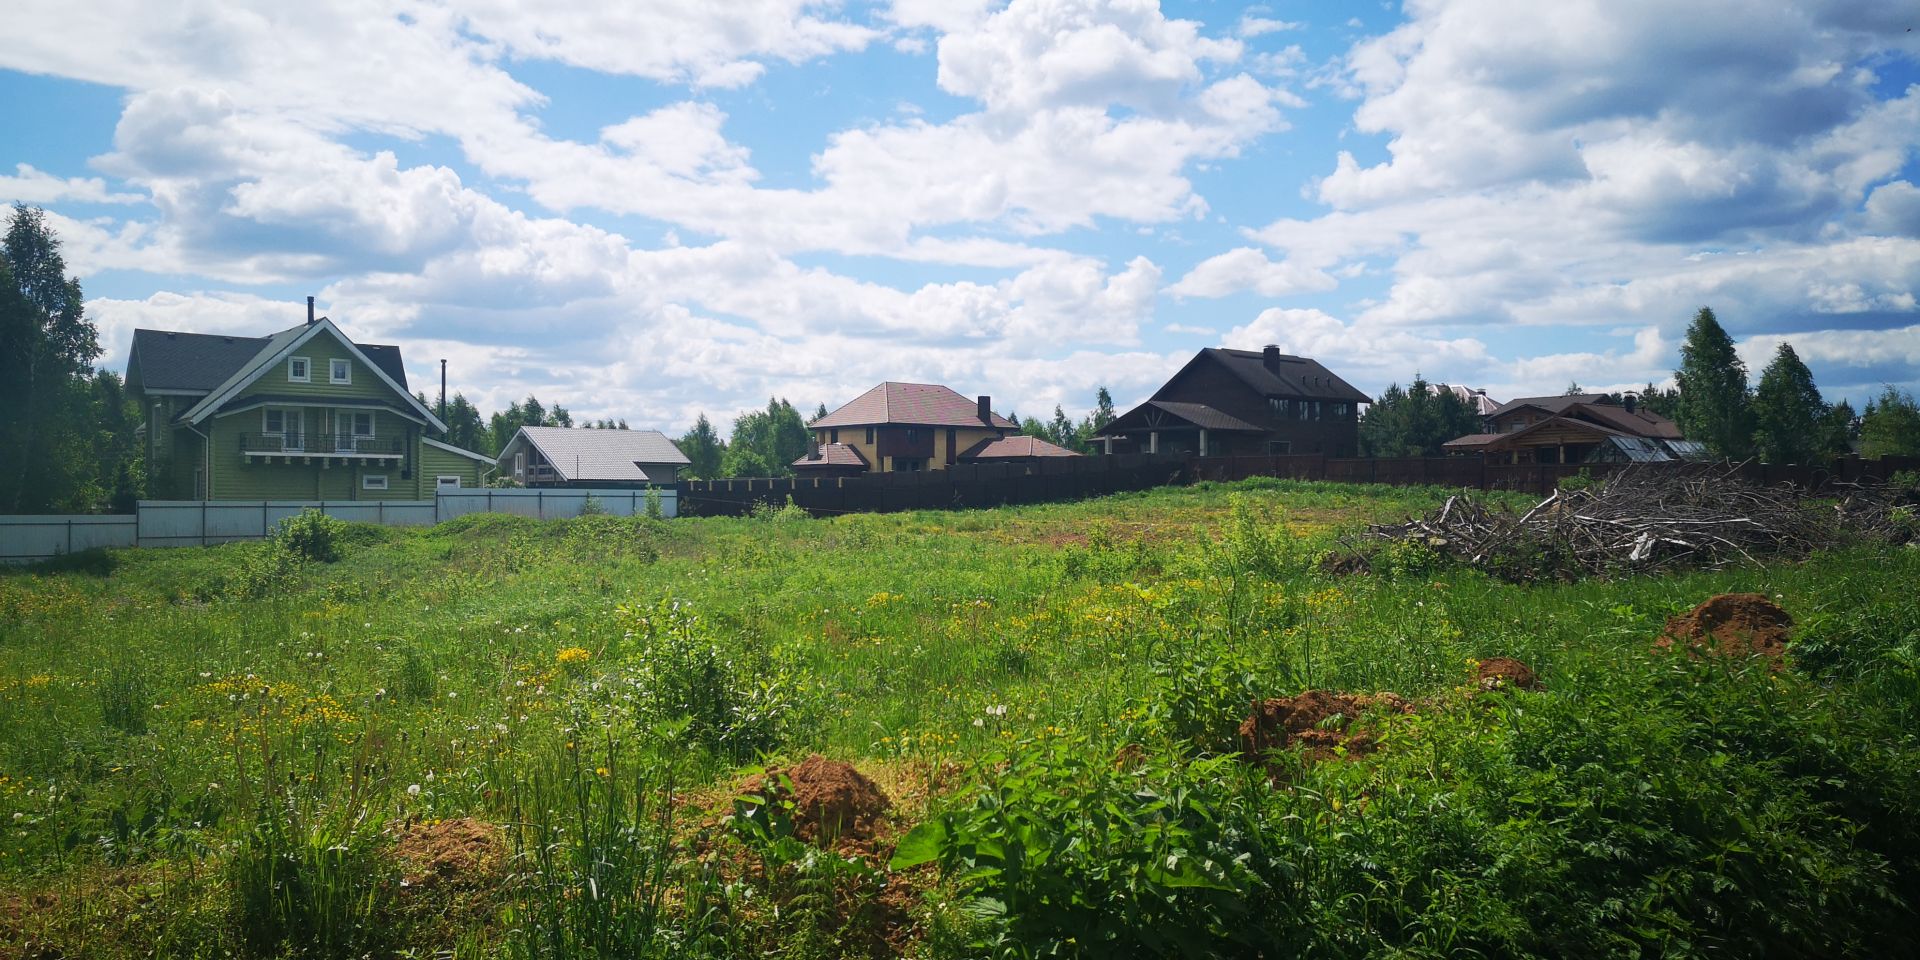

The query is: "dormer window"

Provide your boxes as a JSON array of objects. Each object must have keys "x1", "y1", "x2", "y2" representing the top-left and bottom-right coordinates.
[
  {"x1": 288, "y1": 357, "x2": 310, "y2": 382},
  {"x1": 329, "y1": 358, "x2": 351, "y2": 384}
]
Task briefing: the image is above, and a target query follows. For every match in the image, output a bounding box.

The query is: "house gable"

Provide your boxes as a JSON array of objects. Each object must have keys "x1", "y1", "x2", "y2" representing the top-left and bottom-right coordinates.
[{"x1": 179, "y1": 319, "x2": 444, "y2": 432}]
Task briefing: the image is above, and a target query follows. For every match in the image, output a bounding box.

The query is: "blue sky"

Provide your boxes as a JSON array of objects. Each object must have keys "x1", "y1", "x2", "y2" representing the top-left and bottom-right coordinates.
[{"x1": 2, "y1": 0, "x2": 1916, "y2": 433}]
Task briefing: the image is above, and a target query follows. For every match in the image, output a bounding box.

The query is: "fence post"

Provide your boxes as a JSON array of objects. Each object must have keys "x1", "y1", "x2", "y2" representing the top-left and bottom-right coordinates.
[
  {"x1": 201, "y1": 499, "x2": 208, "y2": 547},
  {"x1": 538, "y1": 489, "x2": 545, "y2": 519},
  {"x1": 66, "y1": 519, "x2": 73, "y2": 556}
]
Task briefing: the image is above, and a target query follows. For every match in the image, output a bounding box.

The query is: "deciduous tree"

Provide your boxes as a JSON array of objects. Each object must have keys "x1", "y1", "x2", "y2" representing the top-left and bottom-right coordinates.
[{"x1": 1859, "y1": 386, "x2": 1920, "y2": 458}]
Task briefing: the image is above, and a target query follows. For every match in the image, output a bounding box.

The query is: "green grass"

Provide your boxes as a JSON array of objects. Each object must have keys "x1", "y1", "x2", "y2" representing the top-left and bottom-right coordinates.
[{"x1": 1, "y1": 478, "x2": 1916, "y2": 958}]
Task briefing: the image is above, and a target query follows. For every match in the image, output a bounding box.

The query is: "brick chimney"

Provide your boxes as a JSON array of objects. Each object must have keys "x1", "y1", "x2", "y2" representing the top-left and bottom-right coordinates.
[
  {"x1": 977, "y1": 395, "x2": 992, "y2": 425},
  {"x1": 1624, "y1": 394, "x2": 1638, "y2": 414},
  {"x1": 1262, "y1": 344, "x2": 1281, "y2": 371}
]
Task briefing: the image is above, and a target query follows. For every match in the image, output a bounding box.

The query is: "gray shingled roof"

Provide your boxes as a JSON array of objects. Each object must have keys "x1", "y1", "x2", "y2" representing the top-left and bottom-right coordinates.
[
  {"x1": 812, "y1": 382, "x2": 1017, "y2": 429},
  {"x1": 130, "y1": 327, "x2": 409, "y2": 393},
  {"x1": 511, "y1": 426, "x2": 690, "y2": 482}
]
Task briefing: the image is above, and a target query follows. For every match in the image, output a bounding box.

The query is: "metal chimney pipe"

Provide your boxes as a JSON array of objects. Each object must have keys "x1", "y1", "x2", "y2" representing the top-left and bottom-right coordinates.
[
  {"x1": 307, "y1": 296, "x2": 316, "y2": 325},
  {"x1": 439, "y1": 359, "x2": 448, "y2": 422}
]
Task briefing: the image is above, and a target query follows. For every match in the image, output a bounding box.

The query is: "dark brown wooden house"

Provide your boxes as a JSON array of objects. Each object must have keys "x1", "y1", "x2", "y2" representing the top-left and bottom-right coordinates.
[
  {"x1": 1093, "y1": 346, "x2": 1371, "y2": 457},
  {"x1": 1442, "y1": 394, "x2": 1699, "y2": 464}
]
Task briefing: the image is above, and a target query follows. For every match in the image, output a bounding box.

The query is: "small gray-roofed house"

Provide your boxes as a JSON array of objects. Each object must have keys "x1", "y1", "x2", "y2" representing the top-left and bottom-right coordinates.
[{"x1": 498, "y1": 426, "x2": 690, "y2": 487}]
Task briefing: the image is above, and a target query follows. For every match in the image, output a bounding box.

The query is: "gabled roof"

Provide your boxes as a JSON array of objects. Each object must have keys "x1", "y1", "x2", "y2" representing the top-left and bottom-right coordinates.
[
  {"x1": 1486, "y1": 395, "x2": 1682, "y2": 440},
  {"x1": 169, "y1": 319, "x2": 443, "y2": 431},
  {"x1": 1443, "y1": 414, "x2": 1635, "y2": 450},
  {"x1": 1095, "y1": 399, "x2": 1266, "y2": 436},
  {"x1": 129, "y1": 328, "x2": 407, "y2": 394},
  {"x1": 503, "y1": 426, "x2": 690, "y2": 483},
  {"x1": 792, "y1": 443, "x2": 870, "y2": 469},
  {"x1": 958, "y1": 435, "x2": 1082, "y2": 460},
  {"x1": 1166, "y1": 348, "x2": 1372, "y2": 405},
  {"x1": 1486, "y1": 394, "x2": 1609, "y2": 418},
  {"x1": 1426, "y1": 383, "x2": 1502, "y2": 416},
  {"x1": 812, "y1": 382, "x2": 1016, "y2": 429},
  {"x1": 422, "y1": 437, "x2": 497, "y2": 466}
]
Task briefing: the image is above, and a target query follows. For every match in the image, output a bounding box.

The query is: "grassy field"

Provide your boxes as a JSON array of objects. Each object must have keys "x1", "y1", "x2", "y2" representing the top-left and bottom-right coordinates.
[{"x1": 2, "y1": 478, "x2": 1917, "y2": 958}]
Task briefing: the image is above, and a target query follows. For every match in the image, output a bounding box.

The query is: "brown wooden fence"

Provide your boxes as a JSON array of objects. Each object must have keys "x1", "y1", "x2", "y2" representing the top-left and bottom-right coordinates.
[{"x1": 679, "y1": 453, "x2": 1920, "y2": 517}]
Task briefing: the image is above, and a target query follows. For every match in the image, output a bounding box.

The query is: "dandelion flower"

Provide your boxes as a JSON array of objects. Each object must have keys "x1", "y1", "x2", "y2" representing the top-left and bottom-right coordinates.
[{"x1": 407, "y1": 784, "x2": 421, "y2": 797}]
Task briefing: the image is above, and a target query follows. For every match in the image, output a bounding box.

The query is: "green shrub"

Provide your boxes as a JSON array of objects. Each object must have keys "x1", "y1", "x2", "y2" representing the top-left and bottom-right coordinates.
[
  {"x1": 273, "y1": 509, "x2": 346, "y2": 563},
  {"x1": 749, "y1": 496, "x2": 811, "y2": 524},
  {"x1": 619, "y1": 600, "x2": 807, "y2": 758},
  {"x1": 579, "y1": 493, "x2": 608, "y2": 516},
  {"x1": 645, "y1": 485, "x2": 664, "y2": 520}
]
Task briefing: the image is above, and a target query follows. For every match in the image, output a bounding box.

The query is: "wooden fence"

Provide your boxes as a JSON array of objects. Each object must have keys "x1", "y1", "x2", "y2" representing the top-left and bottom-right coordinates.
[
  {"x1": 684, "y1": 452, "x2": 1920, "y2": 516},
  {"x1": 680, "y1": 453, "x2": 1191, "y2": 516}
]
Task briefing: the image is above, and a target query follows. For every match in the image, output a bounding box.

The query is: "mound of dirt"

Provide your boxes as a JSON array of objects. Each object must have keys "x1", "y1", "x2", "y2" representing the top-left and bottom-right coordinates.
[
  {"x1": 1656, "y1": 593, "x2": 1792, "y2": 667},
  {"x1": 392, "y1": 817, "x2": 502, "y2": 891},
  {"x1": 1238, "y1": 690, "x2": 1412, "y2": 763},
  {"x1": 1474, "y1": 657, "x2": 1541, "y2": 692},
  {"x1": 744, "y1": 755, "x2": 891, "y2": 843}
]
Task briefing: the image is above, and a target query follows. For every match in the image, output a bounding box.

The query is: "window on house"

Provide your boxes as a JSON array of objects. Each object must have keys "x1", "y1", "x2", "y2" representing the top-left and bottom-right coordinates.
[
  {"x1": 1333, "y1": 403, "x2": 1348, "y2": 417},
  {"x1": 288, "y1": 357, "x2": 310, "y2": 382},
  {"x1": 830, "y1": 428, "x2": 839, "y2": 444},
  {"x1": 1267, "y1": 440, "x2": 1292, "y2": 454},
  {"x1": 1312, "y1": 401, "x2": 1323, "y2": 420},
  {"x1": 436, "y1": 475, "x2": 461, "y2": 490},
  {"x1": 329, "y1": 358, "x2": 351, "y2": 384},
  {"x1": 264, "y1": 409, "x2": 284, "y2": 435},
  {"x1": 1298, "y1": 402, "x2": 1310, "y2": 420},
  {"x1": 865, "y1": 426, "x2": 875, "y2": 444},
  {"x1": 363, "y1": 474, "x2": 389, "y2": 491},
  {"x1": 905, "y1": 428, "x2": 919, "y2": 444},
  {"x1": 1269, "y1": 397, "x2": 1289, "y2": 416},
  {"x1": 349, "y1": 412, "x2": 374, "y2": 436}
]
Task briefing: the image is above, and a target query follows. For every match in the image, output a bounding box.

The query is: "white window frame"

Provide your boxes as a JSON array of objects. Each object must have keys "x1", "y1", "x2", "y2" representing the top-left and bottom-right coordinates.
[
  {"x1": 436, "y1": 475, "x2": 462, "y2": 490},
  {"x1": 262, "y1": 407, "x2": 303, "y2": 451},
  {"x1": 329, "y1": 358, "x2": 351, "y2": 384},
  {"x1": 362, "y1": 474, "x2": 389, "y2": 491},
  {"x1": 288, "y1": 357, "x2": 311, "y2": 383}
]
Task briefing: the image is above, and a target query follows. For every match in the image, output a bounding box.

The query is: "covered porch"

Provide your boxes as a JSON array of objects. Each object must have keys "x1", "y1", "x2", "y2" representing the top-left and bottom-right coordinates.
[{"x1": 1092, "y1": 400, "x2": 1265, "y2": 457}]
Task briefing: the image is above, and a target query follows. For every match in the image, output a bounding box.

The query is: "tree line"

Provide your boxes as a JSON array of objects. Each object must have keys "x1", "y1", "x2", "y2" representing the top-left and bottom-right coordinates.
[{"x1": 1358, "y1": 306, "x2": 1920, "y2": 461}]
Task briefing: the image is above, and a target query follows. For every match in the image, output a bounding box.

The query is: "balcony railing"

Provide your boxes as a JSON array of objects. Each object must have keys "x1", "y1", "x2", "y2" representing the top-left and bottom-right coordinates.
[{"x1": 239, "y1": 433, "x2": 404, "y2": 456}]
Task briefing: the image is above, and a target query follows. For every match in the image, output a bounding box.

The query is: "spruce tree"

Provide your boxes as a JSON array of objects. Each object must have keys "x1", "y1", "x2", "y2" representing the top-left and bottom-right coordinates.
[
  {"x1": 678, "y1": 414, "x2": 724, "y2": 479},
  {"x1": 1820, "y1": 400, "x2": 1857, "y2": 456},
  {"x1": 1750, "y1": 342, "x2": 1826, "y2": 464},
  {"x1": 1673, "y1": 307, "x2": 1753, "y2": 458}
]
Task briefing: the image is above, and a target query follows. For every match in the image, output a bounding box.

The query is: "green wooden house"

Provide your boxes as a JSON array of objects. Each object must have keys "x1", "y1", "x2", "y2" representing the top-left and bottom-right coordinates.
[{"x1": 127, "y1": 308, "x2": 494, "y2": 500}]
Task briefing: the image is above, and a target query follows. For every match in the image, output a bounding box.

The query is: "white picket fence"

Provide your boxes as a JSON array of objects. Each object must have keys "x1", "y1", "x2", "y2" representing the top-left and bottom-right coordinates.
[{"x1": 0, "y1": 487, "x2": 677, "y2": 563}]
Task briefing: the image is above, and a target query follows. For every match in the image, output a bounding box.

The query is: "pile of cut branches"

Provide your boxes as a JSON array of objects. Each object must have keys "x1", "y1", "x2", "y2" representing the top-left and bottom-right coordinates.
[
  {"x1": 1337, "y1": 464, "x2": 1866, "y2": 582},
  {"x1": 1833, "y1": 476, "x2": 1920, "y2": 546}
]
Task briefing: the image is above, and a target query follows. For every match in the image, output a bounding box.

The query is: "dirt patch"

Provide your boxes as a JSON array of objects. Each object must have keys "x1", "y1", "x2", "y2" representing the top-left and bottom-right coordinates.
[
  {"x1": 392, "y1": 817, "x2": 503, "y2": 891},
  {"x1": 1474, "y1": 657, "x2": 1541, "y2": 692},
  {"x1": 1655, "y1": 593, "x2": 1792, "y2": 667},
  {"x1": 743, "y1": 755, "x2": 891, "y2": 845},
  {"x1": 1238, "y1": 690, "x2": 1413, "y2": 764}
]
